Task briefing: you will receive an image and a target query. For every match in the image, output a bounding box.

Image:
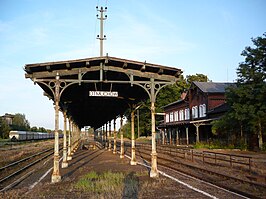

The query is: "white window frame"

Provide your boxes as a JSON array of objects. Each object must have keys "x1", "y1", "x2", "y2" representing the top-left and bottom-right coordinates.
[
  {"x1": 179, "y1": 110, "x2": 184, "y2": 121},
  {"x1": 169, "y1": 112, "x2": 174, "y2": 122},
  {"x1": 194, "y1": 106, "x2": 198, "y2": 118},
  {"x1": 192, "y1": 106, "x2": 198, "y2": 119},
  {"x1": 199, "y1": 105, "x2": 203, "y2": 117},
  {"x1": 174, "y1": 111, "x2": 178, "y2": 121},
  {"x1": 202, "y1": 104, "x2": 206, "y2": 117},
  {"x1": 166, "y1": 113, "x2": 169, "y2": 123},
  {"x1": 185, "y1": 108, "x2": 190, "y2": 120}
]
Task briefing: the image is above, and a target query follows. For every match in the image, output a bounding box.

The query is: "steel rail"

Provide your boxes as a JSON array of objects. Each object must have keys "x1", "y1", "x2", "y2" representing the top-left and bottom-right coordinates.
[
  {"x1": 134, "y1": 146, "x2": 265, "y2": 199},
  {"x1": 0, "y1": 147, "x2": 54, "y2": 171},
  {"x1": 0, "y1": 150, "x2": 53, "y2": 185},
  {"x1": 0, "y1": 145, "x2": 63, "y2": 192}
]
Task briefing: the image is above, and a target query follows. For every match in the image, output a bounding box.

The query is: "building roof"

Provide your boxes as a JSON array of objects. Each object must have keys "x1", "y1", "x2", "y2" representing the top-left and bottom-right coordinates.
[
  {"x1": 208, "y1": 103, "x2": 230, "y2": 115},
  {"x1": 24, "y1": 56, "x2": 182, "y2": 129},
  {"x1": 193, "y1": 82, "x2": 235, "y2": 93},
  {"x1": 162, "y1": 99, "x2": 187, "y2": 110}
]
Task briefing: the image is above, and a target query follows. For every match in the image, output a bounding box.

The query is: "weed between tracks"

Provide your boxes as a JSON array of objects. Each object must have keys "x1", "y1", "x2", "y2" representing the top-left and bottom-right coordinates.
[{"x1": 75, "y1": 171, "x2": 140, "y2": 198}]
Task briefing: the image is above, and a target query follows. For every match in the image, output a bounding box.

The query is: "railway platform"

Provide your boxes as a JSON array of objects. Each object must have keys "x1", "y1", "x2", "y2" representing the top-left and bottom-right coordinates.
[
  {"x1": 1, "y1": 139, "x2": 266, "y2": 198},
  {"x1": 2, "y1": 144, "x2": 182, "y2": 199}
]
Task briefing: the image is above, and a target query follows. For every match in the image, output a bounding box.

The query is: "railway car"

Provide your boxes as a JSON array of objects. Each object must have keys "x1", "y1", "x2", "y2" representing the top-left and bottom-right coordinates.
[{"x1": 9, "y1": 131, "x2": 58, "y2": 141}]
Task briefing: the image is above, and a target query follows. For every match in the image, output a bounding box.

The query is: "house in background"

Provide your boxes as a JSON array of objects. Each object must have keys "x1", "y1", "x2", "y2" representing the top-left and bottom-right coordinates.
[
  {"x1": 0, "y1": 113, "x2": 14, "y2": 126},
  {"x1": 159, "y1": 82, "x2": 234, "y2": 145}
]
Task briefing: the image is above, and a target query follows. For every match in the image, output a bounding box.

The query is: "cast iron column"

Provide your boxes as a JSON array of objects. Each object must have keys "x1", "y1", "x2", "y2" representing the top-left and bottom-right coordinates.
[
  {"x1": 101, "y1": 126, "x2": 104, "y2": 144},
  {"x1": 62, "y1": 111, "x2": 68, "y2": 168},
  {"x1": 67, "y1": 119, "x2": 72, "y2": 160},
  {"x1": 176, "y1": 128, "x2": 179, "y2": 145},
  {"x1": 105, "y1": 123, "x2": 108, "y2": 149},
  {"x1": 186, "y1": 126, "x2": 189, "y2": 145},
  {"x1": 130, "y1": 110, "x2": 137, "y2": 165},
  {"x1": 113, "y1": 119, "x2": 117, "y2": 154},
  {"x1": 108, "y1": 121, "x2": 112, "y2": 151},
  {"x1": 120, "y1": 116, "x2": 124, "y2": 158},
  {"x1": 195, "y1": 124, "x2": 200, "y2": 143},
  {"x1": 51, "y1": 74, "x2": 61, "y2": 183},
  {"x1": 150, "y1": 78, "x2": 159, "y2": 177}
]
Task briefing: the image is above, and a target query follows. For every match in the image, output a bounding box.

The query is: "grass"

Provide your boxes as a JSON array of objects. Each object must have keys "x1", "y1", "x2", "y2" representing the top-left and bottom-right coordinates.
[
  {"x1": 194, "y1": 140, "x2": 248, "y2": 150},
  {"x1": 75, "y1": 171, "x2": 139, "y2": 197}
]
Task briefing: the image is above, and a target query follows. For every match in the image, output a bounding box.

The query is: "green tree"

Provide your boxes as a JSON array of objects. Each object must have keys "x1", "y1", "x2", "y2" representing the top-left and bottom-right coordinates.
[
  {"x1": 0, "y1": 118, "x2": 10, "y2": 139},
  {"x1": 186, "y1": 73, "x2": 209, "y2": 85},
  {"x1": 235, "y1": 33, "x2": 266, "y2": 149},
  {"x1": 11, "y1": 113, "x2": 30, "y2": 131},
  {"x1": 31, "y1": 126, "x2": 38, "y2": 132},
  {"x1": 213, "y1": 33, "x2": 266, "y2": 149},
  {"x1": 38, "y1": 127, "x2": 47, "y2": 132}
]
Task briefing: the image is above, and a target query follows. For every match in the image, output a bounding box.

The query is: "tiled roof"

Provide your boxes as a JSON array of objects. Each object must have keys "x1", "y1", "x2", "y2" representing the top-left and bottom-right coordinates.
[{"x1": 193, "y1": 82, "x2": 235, "y2": 93}]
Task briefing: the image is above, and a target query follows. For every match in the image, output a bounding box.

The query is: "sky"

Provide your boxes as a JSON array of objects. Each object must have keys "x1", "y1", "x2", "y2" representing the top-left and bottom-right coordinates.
[{"x1": 0, "y1": 0, "x2": 265, "y2": 130}]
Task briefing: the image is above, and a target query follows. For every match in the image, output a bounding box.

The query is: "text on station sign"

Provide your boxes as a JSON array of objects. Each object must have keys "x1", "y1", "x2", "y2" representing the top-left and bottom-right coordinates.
[{"x1": 89, "y1": 91, "x2": 118, "y2": 97}]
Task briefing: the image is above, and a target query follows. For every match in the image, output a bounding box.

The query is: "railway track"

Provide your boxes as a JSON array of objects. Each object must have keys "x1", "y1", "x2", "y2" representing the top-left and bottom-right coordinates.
[
  {"x1": 109, "y1": 141, "x2": 266, "y2": 199},
  {"x1": 137, "y1": 147, "x2": 266, "y2": 199},
  {"x1": 0, "y1": 147, "x2": 59, "y2": 192}
]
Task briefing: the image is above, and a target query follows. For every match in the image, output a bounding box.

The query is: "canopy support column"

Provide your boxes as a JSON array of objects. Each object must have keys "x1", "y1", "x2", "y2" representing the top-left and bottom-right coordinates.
[
  {"x1": 108, "y1": 121, "x2": 112, "y2": 151},
  {"x1": 195, "y1": 124, "x2": 200, "y2": 143},
  {"x1": 186, "y1": 126, "x2": 189, "y2": 145},
  {"x1": 150, "y1": 78, "x2": 159, "y2": 177},
  {"x1": 130, "y1": 110, "x2": 136, "y2": 165},
  {"x1": 62, "y1": 111, "x2": 68, "y2": 168},
  {"x1": 120, "y1": 116, "x2": 124, "y2": 158},
  {"x1": 67, "y1": 119, "x2": 72, "y2": 160},
  {"x1": 51, "y1": 74, "x2": 61, "y2": 183},
  {"x1": 105, "y1": 123, "x2": 108, "y2": 149},
  {"x1": 113, "y1": 119, "x2": 117, "y2": 154}
]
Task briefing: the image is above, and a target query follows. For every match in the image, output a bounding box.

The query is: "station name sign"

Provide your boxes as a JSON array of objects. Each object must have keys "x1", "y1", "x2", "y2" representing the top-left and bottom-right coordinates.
[{"x1": 89, "y1": 91, "x2": 118, "y2": 97}]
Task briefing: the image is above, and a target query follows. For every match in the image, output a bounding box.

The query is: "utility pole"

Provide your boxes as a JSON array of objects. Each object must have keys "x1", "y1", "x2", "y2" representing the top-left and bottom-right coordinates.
[{"x1": 96, "y1": 6, "x2": 107, "y2": 57}]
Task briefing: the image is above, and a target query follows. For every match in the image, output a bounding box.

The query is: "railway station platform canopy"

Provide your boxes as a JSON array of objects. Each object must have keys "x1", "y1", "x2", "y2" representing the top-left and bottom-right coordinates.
[
  {"x1": 24, "y1": 56, "x2": 182, "y2": 129},
  {"x1": 25, "y1": 55, "x2": 182, "y2": 182}
]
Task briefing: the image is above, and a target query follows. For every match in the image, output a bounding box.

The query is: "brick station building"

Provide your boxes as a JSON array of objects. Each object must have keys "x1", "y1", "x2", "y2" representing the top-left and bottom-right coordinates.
[{"x1": 159, "y1": 81, "x2": 234, "y2": 145}]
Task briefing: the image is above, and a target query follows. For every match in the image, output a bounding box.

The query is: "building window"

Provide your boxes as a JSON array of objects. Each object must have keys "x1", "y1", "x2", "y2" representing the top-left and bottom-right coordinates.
[
  {"x1": 170, "y1": 112, "x2": 174, "y2": 122},
  {"x1": 192, "y1": 106, "x2": 198, "y2": 119},
  {"x1": 166, "y1": 113, "x2": 169, "y2": 123},
  {"x1": 174, "y1": 111, "x2": 178, "y2": 121},
  {"x1": 194, "y1": 106, "x2": 198, "y2": 118},
  {"x1": 202, "y1": 104, "x2": 206, "y2": 117},
  {"x1": 199, "y1": 105, "x2": 203, "y2": 117},
  {"x1": 199, "y1": 104, "x2": 206, "y2": 117},
  {"x1": 185, "y1": 108, "x2": 190, "y2": 120},
  {"x1": 179, "y1": 110, "x2": 184, "y2": 121}
]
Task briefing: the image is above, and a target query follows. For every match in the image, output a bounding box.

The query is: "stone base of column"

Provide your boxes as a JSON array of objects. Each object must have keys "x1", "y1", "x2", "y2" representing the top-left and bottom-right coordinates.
[
  {"x1": 61, "y1": 161, "x2": 68, "y2": 168},
  {"x1": 150, "y1": 169, "x2": 159, "y2": 178},
  {"x1": 67, "y1": 156, "x2": 72, "y2": 161},
  {"x1": 120, "y1": 154, "x2": 124, "y2": 159},
  {"x1": 150, "y1": 152, "x2": 159, "y2": 178},
  {"x1": 130, "y1": 160, "x2": 137, "y2": 165},
  {"x1": 51, "y1": 174, "x2": 61, "y2": 183},
  {"x1": 113, "y1": 151, "x2": 117, "y2": 154}
]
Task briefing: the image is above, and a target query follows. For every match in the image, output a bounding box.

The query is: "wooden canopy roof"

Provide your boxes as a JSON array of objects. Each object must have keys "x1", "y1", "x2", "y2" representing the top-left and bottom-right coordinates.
[{"x1": 25, "y1": 56, "x2": 182, "y2": 129}]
